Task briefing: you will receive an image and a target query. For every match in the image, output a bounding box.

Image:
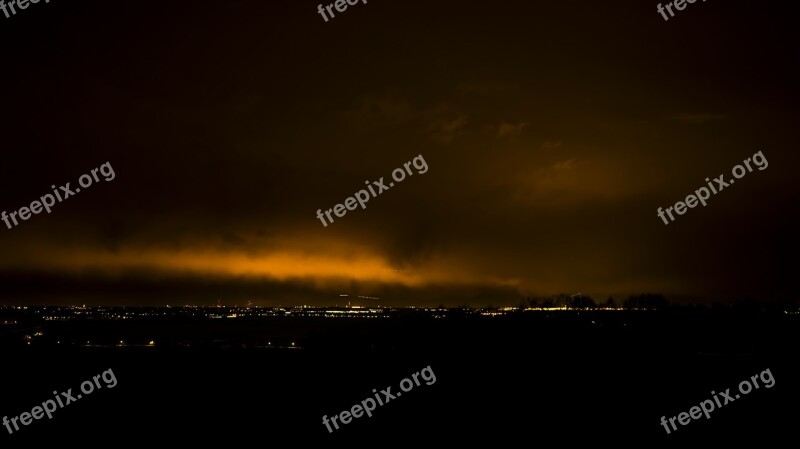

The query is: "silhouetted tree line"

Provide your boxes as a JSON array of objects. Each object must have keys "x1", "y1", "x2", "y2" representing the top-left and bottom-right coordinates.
[
  {"x1": 520, "y1": 293, "x2": 670, "y2": 310},
  {"x1": 622, "y1": 293, "x2": 668, "y2": 310},
  {"x1": 516, "y1": 294, "x2": 798, "y2": 314}
]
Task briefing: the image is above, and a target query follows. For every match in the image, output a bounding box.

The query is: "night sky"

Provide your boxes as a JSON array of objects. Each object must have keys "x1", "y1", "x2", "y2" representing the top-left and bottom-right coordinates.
[{"x1": 1, "y1": 0, "x2": 798, "y2": 306}]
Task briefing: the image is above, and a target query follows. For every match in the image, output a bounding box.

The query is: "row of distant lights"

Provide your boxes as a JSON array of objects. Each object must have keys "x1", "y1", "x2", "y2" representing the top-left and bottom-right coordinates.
[
  {"x1": 75, "y1": 340, "x2": 156, "y2": 346},
  {"x1": 75, "y1": 340, "x2": 298, "y2": 347},
  {"x1": 24, "y1": 333, "x2": 298, "y2": 348}
]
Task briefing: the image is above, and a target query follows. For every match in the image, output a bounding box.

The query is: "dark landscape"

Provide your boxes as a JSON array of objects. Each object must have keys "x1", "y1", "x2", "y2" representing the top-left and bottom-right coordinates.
[
  {"x1": 3, "y1": 304, "x2": 798, "y2": 444},
  {"x1": 2, "y1": 0, "x2": 799, "y2": 445}
]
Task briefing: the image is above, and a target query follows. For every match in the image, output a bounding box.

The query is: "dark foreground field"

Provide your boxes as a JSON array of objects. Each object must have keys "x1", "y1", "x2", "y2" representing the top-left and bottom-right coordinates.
[{"x1": 1, "y1": 309, "x2": 798, "y2": 446}]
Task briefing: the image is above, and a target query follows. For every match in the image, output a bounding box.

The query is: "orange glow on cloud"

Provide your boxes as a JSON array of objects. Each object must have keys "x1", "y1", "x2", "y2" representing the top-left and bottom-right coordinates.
[{"x1": 8, "y1": 245, "x2": 519, "y2": 288}]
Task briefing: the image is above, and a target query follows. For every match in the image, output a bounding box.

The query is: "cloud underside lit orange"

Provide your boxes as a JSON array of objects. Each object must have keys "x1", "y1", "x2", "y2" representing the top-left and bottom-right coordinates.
[{"x1": 9, "y1": 248, "x2": 520, "y2": 289}]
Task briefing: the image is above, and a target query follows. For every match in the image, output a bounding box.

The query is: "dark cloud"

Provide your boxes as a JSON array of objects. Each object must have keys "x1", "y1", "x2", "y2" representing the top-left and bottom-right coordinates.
[
  {"x1": 0, "y1": 0, "x2": 798, "y2": 305},
  {"x1": 669, "y1": 113, "x2": 729, "y2": 125}
]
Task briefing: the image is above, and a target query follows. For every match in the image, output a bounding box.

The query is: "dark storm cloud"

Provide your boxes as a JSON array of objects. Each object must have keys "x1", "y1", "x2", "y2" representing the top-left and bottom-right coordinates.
[{"x1": 0, "y1": 0, "x2": 798, "y2": 305}]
